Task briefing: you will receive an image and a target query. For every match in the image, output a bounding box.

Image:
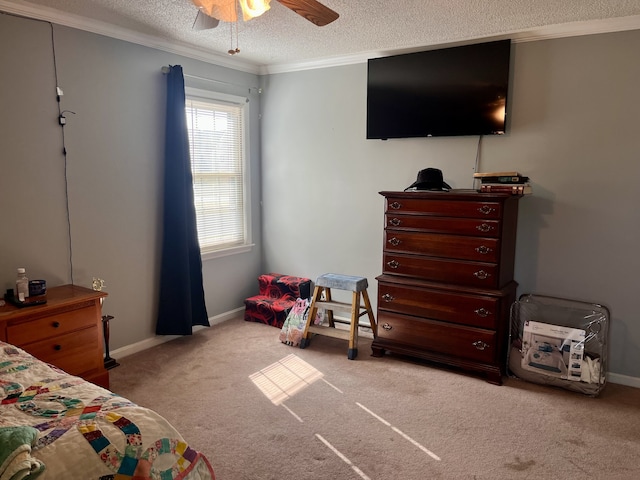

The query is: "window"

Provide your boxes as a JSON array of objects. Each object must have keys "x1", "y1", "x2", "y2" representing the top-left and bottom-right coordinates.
[{"x1": 185, "y1": 88, "x2": 252, "y2": 258}]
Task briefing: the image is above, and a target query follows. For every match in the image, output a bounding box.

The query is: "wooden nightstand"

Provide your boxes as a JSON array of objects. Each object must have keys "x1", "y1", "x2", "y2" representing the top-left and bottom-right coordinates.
[{"x1": 0, "y1": 284, "x2": 110, "y2": 389}]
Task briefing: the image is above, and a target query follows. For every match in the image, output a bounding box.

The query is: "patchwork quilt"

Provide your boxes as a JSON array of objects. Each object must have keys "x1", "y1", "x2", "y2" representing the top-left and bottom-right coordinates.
[{"x1": 0, "y1": 341, "x2": 215, "y2": 480}]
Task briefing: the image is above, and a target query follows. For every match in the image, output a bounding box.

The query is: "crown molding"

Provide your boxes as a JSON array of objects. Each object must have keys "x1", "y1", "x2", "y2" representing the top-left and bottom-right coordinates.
[
  {"x1": 2, "y1": 1, "x2": 639, "y2": 76},
  {"x1": 261, "y1": 15, "x2": 640, "y2": 74}
]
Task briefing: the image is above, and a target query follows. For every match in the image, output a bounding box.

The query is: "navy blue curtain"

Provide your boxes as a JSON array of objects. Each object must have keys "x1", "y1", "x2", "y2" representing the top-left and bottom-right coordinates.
[{"x1": 156, "y1": 65, "x2": 209, "y2": 335}]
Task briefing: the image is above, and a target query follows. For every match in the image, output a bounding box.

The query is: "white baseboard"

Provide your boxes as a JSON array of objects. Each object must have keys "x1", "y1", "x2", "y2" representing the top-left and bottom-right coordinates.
[
  {"x1": 607, "y1": 372, "x2": 640, "y2": 389},
  {"x1": 110, "y1": 307, "x2": 243, "y2": 360}
]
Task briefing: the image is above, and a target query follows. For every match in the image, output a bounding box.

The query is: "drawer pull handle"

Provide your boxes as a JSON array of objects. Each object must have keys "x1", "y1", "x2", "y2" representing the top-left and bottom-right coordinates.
[
  {"x1": 478, "y1": 205, "x2": 496, "y2": 215},
  {"x1": 476, "y1": 223, "x2": 494, "y2": 233},
  {"x1": 389, "y1": 202, "x2": 402, "y2": 210},
  {"x1": 475, "y1": 308, "x2": 491, "y2": 317},
  {"x1": 473, "y1": 270, "x2": 491, "y2": 280},
  {"x1": 382, "y1": 293, "x2": 395, "y2": 302},
  {"x1": 54, "y1": 344, "x2": 62, "y2": 351},
  {"x1": 52, "y1": 321, "x2": 61, "y2": 328},
  {"x1": 382, "y1": 323, "x2": 393, "y2": 331},
  {"x1": 472, "y1": 340, "x2": 489, "y2": 351},
  {"x1": 387, "y1": 260, "x2": 400, "y2": 269},
  {"x1": 475, "y1": 245, "x2": 492, "y2": 255},
  {"x1": 388, "y1": 237, "x2": 401, "y2": 246},
  {"x1": 389, "y1": 218, "x2": 402, "y2": 227}
]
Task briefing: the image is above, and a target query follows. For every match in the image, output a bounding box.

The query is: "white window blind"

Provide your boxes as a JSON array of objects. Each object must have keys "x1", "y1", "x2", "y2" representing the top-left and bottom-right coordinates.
[{"x1": 185, "y1": 95, "x2": 248, "y2": 255}]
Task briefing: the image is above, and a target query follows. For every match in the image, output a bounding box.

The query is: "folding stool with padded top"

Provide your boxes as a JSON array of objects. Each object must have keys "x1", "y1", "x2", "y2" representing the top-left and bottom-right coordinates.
[
  {"x1": 244, "y1": 273, "x2": 312, "y2": 328},
  {"x1": 299, "y1": 273, "x2": 377, "y2": 359}
]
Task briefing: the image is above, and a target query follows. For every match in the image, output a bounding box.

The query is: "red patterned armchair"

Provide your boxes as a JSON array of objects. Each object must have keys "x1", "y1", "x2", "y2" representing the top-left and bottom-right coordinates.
[{"x1": 244, "y1": 273, "x2": 312, "y2": 328}]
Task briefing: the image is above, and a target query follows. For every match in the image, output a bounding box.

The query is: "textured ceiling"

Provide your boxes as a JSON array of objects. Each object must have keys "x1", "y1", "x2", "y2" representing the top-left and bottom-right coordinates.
[{"x1": 2, "y1": 0, "x2": 640, "y2": 73}]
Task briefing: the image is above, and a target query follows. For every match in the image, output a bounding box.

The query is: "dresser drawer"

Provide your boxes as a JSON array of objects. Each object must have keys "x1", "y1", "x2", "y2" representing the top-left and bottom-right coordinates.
[
  {"x1": 377, "y1": 311, "x2": 497, "y2": 364},
  {"x1": 377, "y1": 281, "x2": 499, "y2": 329},
  {"x1": 386, "y1": 197, "x2": 502, "y2": 219},
  {"x1": 384, "y1": 231, "x2": 500, "y2": 262},
  {"x1": 385, "y1": 214, "x2": 501, "y2": 237},
  {"x1": 23, "y1": 326, "x2": 102, "y2": 375},
  {"x1": 383, "y1": 252, "x2": 499, "y2": 288},
  {"x1": 6, "y1": 306, "x2": 98, "y2": 346}
]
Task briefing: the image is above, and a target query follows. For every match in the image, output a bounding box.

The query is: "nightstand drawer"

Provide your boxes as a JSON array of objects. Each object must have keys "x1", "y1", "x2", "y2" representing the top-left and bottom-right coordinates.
[
  {"x1": 24, "y1": 326, "x2": 102, "y2": 375},
  {"x1": 6, "y1": 306, "x2": 97, "y2": 345},
  {"x1": 384, "y1": 231, "x2": 499, "y2": 262},
  {"x1": 377, "y1": 312, "x2": 497, "y2": 364},
  {"x1": 377, "y1": 281, "x2": 499, "y2": 329}
]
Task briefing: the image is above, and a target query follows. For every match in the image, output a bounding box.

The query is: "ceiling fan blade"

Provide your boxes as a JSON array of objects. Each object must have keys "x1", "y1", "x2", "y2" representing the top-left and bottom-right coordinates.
[
  {"x1": 276, "y1": 0, "x2": 339, "y2": 26},
  {"x1": 192, "y1": 10, "x2": 220, "y2": 30}
]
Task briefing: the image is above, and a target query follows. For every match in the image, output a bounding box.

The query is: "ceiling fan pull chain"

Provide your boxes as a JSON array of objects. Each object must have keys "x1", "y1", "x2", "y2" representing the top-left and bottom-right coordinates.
[
  {"x1": 228, "y1": 0, "x2": 241, "y2": 55},
  {"x1": 235, "y1": 12, "x2": 240, "y2": 54}
]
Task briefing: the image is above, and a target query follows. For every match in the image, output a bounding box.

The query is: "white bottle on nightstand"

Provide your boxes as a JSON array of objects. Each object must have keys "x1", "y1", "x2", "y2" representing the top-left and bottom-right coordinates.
[{"x1": 16, "y1": 267, "x2": 29, "y2": 301}]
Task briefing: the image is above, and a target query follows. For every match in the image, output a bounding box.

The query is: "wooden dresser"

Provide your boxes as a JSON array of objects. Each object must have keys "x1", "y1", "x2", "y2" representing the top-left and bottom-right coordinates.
[
  {"x1": 372, "y1": 190, "x2": 521, "y2": 384},
  {"x1": 0, "y1": 284, "x2": 109, "y2": 389}
]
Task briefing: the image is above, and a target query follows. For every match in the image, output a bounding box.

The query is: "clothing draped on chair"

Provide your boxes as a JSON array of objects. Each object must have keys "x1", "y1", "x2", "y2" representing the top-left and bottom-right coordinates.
[{"x1": 156, "y1": 65, "x2": 209, "y2": 335}]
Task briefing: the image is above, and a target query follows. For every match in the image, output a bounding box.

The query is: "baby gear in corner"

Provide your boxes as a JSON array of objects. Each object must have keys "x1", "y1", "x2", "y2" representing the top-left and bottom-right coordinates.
[{"x1": 509, "y1": 294, "x2": 609, "y2": 396}]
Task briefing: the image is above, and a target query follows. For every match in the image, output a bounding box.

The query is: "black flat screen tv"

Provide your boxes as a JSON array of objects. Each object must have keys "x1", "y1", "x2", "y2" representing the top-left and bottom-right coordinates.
[{"x1": 366, "y1": 40, "x2": 511, "y2": 139}]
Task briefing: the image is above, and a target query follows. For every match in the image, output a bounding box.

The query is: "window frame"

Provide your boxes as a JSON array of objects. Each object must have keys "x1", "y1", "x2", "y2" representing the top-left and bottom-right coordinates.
[{"x1": 185, "y1": 87, "x2": 253, "y2": 260}]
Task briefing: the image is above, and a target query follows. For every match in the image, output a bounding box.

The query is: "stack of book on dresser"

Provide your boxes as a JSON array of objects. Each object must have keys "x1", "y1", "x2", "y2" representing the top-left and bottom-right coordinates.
[{"x1": 473, "y1": 171, "x2": 532, "y2": 195}]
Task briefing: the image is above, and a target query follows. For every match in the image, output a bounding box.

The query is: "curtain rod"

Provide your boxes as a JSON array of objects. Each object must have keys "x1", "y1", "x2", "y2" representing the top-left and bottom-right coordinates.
[{"x1": 161, "y1": 66, "x2": 261, "y2": 94}]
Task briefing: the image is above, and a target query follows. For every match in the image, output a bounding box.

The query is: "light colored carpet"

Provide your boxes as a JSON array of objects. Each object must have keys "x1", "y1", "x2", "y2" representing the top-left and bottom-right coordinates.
[{"x1": 109, "y1": 317, "x2": 640, "y2": 480}]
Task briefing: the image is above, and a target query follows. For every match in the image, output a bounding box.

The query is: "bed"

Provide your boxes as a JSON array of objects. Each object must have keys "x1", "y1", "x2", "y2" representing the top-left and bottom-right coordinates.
[{"x1": 0, "y1": 340, "x2": 215, "y2": 480}]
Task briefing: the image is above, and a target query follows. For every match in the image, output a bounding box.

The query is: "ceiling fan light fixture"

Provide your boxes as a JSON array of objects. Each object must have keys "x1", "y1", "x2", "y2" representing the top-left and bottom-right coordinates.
[
  {"x1": 239, "y1": 0, "x2": 271, "y2": 21},
  {"x1": 192, "y1": 0, "x2": 234, "y2": 22},
  {"x1": 191, "y1": 0, "x2": 270, "y2": 23}
]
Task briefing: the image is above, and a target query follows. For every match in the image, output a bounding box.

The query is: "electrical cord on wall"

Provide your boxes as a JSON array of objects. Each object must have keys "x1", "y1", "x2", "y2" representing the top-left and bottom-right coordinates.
[
  {"x1": 48, "y1": 22, "x2": 76, "y2": 286},
  {"x1": 473, "y1": 135, "x2": 483, "y2": 188},
  {"x1": 2, "y1": 10, "x2": 77, "y2": 285}
]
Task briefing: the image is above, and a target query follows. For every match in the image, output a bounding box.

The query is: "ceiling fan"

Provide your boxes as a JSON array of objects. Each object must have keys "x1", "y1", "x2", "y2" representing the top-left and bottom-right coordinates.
[{"x1": 191, "y1": 0, "x2": 339, "y2": 30}]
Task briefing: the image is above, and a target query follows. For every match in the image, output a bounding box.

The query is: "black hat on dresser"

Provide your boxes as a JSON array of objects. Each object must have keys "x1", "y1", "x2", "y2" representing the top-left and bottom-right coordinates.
[{"x1": 405, "y1": 168, "x2": 451, "y2": 191}]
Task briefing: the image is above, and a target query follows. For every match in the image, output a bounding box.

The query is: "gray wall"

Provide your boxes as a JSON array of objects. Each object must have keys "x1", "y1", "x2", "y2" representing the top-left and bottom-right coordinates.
[
  {"x1": 0, "y1": 14, "x2": 263, "y2": 350},
  {"x1": 260, "y1": 30, "x2": 640, "y2": 381}
]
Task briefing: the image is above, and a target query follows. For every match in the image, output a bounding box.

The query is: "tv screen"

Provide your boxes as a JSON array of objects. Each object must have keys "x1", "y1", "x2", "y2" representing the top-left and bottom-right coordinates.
[{"x1": 366, "y1": 40, "x2": 511, "y2": 139}]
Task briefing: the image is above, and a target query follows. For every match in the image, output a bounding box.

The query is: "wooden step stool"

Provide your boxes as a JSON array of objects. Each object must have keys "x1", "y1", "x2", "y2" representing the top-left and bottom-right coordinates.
[{"x1": 299, "y1": 273, "x2": 377, "y2": 359}]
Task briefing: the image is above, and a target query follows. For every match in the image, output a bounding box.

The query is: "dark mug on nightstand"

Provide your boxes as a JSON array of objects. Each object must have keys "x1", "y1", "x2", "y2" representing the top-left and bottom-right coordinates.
[{"x1": 28, "y1": 280, "x2": 47, "y2": 297}]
